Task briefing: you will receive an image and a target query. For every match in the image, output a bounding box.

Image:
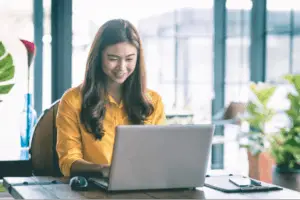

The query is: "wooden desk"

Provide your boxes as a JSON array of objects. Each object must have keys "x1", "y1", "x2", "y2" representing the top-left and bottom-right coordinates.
[{"x1": 3, "y1": 176, "x2": 300, "y2": 199}]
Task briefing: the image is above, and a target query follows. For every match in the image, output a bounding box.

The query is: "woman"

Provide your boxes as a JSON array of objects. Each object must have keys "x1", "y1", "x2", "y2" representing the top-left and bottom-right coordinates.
[{"x1": 56, "y1": 19, "x2": 166, "y2": 177}]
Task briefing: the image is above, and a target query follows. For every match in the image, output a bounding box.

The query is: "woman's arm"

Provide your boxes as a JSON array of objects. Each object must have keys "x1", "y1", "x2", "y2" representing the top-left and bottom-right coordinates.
[
  {"x1": 148, "y1": 91, "x2": 167, "y2": 125},
  {"x1": 56, "y1": 90, "x2": 108, "y2": 177},
  {"x1": 70, "y1": 160, "x2": 109, "y2": 177}
]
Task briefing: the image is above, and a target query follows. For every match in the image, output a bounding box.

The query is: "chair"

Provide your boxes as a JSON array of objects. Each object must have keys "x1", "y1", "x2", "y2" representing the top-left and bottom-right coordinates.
[
  {"x1": 29, "y1": 100, "x2": 63, "y2": 177},
  {"x1": 212, "y1": 102, "x2": 246, "y2": 125}
]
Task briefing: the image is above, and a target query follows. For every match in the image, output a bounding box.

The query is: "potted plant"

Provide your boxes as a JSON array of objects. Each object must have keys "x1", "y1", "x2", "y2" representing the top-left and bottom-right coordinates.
[
  {"x1": 0, "y1": 38, "x2": 36, "y2": 149},
  {"x1": 269, "y1": 74, "x2": 300, "y2": 191},
  {"x1": 238, "y1": 82, "x2": 276, "y2": 182}
]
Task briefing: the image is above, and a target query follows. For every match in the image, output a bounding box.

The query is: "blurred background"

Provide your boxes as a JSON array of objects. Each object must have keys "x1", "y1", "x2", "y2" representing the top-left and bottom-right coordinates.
[{"x1": 1, "y1": 0, "x2": 300, "y2": 184}]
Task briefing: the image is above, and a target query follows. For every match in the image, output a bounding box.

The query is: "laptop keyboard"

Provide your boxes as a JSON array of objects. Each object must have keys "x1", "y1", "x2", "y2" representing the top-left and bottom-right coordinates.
[
  {"x1": 102, "y1": 177, "x2": 109, "y2": 182},
  {"x1": 89, "y1": 177, "x2": 109, "y2": 188}
]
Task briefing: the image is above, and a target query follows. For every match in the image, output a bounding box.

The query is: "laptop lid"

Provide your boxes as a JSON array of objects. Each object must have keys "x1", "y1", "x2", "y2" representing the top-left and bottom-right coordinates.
[{"x1": 107, "y1": 124, "x2": 215, "y2": 191}]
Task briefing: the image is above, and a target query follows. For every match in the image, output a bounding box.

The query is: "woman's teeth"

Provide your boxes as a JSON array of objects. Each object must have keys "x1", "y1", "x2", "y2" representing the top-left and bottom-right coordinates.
[{"x1": 115, "y1": 72, "x2": 125, "y2": 78}]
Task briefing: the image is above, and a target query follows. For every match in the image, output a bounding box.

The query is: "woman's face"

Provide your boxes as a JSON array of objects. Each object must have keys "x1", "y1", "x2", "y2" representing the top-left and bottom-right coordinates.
[{"x1": 102, "y1": 42, "x2": 138, "y2": 85}]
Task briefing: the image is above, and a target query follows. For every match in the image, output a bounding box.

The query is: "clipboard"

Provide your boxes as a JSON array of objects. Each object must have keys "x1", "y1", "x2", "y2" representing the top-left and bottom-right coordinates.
[{"x1": 204, "y1": 174, "x2": 283, "y2": 193}]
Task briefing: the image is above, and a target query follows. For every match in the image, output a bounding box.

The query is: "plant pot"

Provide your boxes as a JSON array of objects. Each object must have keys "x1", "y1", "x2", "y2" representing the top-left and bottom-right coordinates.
[
  {"x1": 272, "y1": 165, "x2": 300, "y2": 191},
  {"x1": 247, "y1": 151, "x2": 274, "y2": 183}
]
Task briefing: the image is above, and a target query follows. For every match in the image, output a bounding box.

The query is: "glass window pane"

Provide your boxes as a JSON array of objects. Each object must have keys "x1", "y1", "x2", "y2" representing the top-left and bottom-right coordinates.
[
  {"x1": 187, "y1": 84, "x2": 213, "y2": 122},
  {"x1": 267, "y1": 0, "x2": 293, "y2": 33},
  {"x1": 292, "y1": 36, "x2": 300, "y2": 73},
  {"x1": 224, "y1": 84, "x2": 249, "y2": 174},
  {"x1": 226, "y1": 0, "x2": 251, "y2": 85},
  {"x1": 142, "y1": 38, "x2": 161, "y2": 90},
  {"x1": 158, "y1": 38, "x2": 175, "y2": 83},
  {"x1": 188, "y1": 38, "x2": 213, "y2": 84},
  {"x1": 226, "y1": 38, "x2": 250, "y2": 84},
  {"x1": 292, "y1": 11, "x2": 300, "y2": 73},
  {"x1": 223, "y1": 0, "x2": 251, "y2": 174},
  {"x1": 225, "y1": 84, "x2": 249, "y2": 105},
  {"x1": 266, "y1": 35, "x2": 290, "y2": 81},
  {"x1": 226, "y1": 0, "x2": 251, "y2": 37},
  {"x1": 224, "y1": 124, "x2": 248, "y2": 175},
  {"x1": 42, "y1": 0, "x2": 52, "y2": 110}
]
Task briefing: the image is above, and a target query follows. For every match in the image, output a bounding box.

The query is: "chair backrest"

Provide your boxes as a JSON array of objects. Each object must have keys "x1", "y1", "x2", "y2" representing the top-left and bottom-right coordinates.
[
  {"x1": 29, "y1": 100, "x2": 63, "y2": 177},
  {"x1": 223, "y1": 102, "x2": 246, "y2": 120}
]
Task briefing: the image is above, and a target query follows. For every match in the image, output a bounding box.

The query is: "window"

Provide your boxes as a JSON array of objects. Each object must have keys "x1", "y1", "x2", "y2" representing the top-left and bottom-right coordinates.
[
  {"x1": 224, "y1": 0, "x2": 252, "y2": 174},
  {"x1": 265, "y1": 1, "x2": 300, "y2": 140},
  {"x1": 266, "y1": 0, "x2": 297, "y2": 82},
  {"x1": 266, "y1": 35, "x2": 290, "y2": 81},
  {"x1": 0, "y1": 0, "x2": 33, "y2": 150},
  {"x1": 225, "y1": 0, "x2": 251, "y2": 103},
  {"x1": 42, "y1": 0, "x2": 52, "y2": 110},
  {"x1": 72, "y1": 0, "x2": 214, "y2": 123},
  {"x1": 292, "y1": 9, "x2": 300, "y2": 73}
]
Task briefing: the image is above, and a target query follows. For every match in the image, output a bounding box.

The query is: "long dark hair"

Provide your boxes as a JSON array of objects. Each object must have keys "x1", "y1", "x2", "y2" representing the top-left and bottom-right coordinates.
[{"x1": 80, "y1": 19, "x2": 154, "y2": 140}]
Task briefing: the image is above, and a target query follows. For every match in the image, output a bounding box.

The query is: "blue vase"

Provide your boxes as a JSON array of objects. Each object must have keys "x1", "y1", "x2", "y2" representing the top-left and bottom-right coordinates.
[{"x1": 20, "y1": 93, "x2": 37, "y2": 148}]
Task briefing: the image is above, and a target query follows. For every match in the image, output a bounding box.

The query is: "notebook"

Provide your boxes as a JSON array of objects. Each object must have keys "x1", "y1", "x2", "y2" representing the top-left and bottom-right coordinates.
[{"x1": 204, "y1": 174, "x2": 283, "y2": 193}]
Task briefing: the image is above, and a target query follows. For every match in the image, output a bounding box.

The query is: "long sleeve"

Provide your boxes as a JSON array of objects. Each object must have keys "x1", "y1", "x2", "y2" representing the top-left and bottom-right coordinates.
[
  {"x1": 56, "y1": 93, "x2": 83, "y2": 177},
  {"x1": 147, "y1": 90, "x2": 167, "y2": 125},
  {"x1": 153, "y1": 95, "x2": 167, "y2": 125}
]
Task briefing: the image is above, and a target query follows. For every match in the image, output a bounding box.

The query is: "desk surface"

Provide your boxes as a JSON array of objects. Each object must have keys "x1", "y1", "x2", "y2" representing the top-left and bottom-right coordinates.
[{"x1": 3, "y1": 176, "x2": 300, "y2": 199}]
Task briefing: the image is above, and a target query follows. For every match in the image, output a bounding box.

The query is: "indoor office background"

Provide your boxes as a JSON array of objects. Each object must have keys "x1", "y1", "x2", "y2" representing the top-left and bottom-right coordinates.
[{"x1": 1, "y1": 0, "x2": 299, "y2": 175}]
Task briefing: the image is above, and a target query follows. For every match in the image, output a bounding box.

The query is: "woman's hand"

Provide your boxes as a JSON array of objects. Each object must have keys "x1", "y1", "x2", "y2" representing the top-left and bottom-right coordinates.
[
  {"x1": 99, "y1": 164, "x2": 110, "y2": 177},
  {"x1": 70, "y1": 160, "x2": 110, "y2": 178}
]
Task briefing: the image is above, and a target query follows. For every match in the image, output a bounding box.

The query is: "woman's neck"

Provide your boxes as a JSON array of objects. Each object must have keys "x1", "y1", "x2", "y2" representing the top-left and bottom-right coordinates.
[{"x1": 107, "y1": 82, "x2": 122, "y2": 104}]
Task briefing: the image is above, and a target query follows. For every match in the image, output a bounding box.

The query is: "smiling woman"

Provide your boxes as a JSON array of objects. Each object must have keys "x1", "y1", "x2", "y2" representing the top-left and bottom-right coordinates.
[
  {"x1": 71, "y1": 0, "x2": 216, "y2": 171},
  {"x1": 56, "y1": 19, "x2": 166, "y2": 177}
]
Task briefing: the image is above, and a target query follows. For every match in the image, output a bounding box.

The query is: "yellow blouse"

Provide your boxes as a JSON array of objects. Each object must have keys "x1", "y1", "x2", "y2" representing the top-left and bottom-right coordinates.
[{"x1": 56, "y1": 86, "x2": 166, "y2": 176}]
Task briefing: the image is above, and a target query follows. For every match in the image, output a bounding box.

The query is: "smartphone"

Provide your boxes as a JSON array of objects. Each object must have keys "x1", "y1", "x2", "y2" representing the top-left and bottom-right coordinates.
[{"x1": 229, "y1": 177, "x2": 252, "y2": 187}]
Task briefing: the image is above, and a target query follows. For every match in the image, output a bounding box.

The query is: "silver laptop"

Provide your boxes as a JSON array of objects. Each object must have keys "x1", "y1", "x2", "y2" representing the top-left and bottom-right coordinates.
[{"x1": 89, "y1": 124, "x2": 214, "y2": 191}]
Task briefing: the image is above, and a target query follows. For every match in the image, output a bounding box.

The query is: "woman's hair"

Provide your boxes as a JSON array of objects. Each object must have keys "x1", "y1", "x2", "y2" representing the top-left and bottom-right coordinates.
[{"x1": 80, "y1": 19, "x2": 154, "y2": 140}]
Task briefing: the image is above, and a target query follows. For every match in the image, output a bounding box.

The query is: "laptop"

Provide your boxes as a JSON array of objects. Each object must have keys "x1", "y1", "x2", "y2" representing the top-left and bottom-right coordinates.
[{"x1": 89, "y1": 124, "x2": 215, "y2": 192}]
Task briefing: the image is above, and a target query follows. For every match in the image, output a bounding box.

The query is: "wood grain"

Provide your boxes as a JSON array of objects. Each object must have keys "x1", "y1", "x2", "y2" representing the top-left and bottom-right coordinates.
[{"x1": 3, "y1": 176, "x2": 300, "y2": 199}]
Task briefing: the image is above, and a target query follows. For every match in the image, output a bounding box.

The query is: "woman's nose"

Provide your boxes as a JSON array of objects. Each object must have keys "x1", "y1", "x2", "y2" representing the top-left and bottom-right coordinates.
[{"x1": 118, "y1": 60, "x2": 126, "y2": 70}]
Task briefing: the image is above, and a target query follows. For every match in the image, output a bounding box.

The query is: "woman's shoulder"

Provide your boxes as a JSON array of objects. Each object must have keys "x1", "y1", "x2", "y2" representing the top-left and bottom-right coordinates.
[
  {"x1": 60, "y1": 85, "x2": 82, "y2": 108},
  {"x1": 146, "y1": 89, "x2": 163, "y2": 104}
]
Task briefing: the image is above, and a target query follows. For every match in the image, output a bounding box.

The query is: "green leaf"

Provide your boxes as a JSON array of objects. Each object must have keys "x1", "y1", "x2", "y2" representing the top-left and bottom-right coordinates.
[
  {"x1": 284, "y1": 74, "x2": 300, "y2": 94},
  {"x1": 286, "y1": 146, "x2": 300, "y2": 155},
  {"x1": 293, "y1": 75, "x2": 300, "y2": 93},
  {"x1": 0, "y1": 53, "x2": 15, "y2": 82},
  {"x1": 283, "y1": 74, "x2": 294, "y2": 83},
  {"x1": 239, "y1": 144, "x2": 250, "y2": 149},
  {"x1": 246, "y1": 102, "x2": 260, "y2": 115},
  {"x1": 250, "y1": 83, "x2": 276, "y2": 106},
  {"x1": 287, "y1": 94, "x2": 299, "y2": 110},
  {"x1": 0, "y1": 84, "x2": 14, "y2": 94},
  {"x1": 284, "y1": 138, "x2": 299, "y2": 146},
  {"x1": 284, "y1": 139, "x2": 300, "y2": 153},
  {"x1": 286, "y1": 109, "x2": 298, "y2": 120},
  {"x1": 0, "y1": 41, "x2": 15, "y2": 95},
  {"x1": 0, "y1": 42, "x2": 4, "y2": 57}
]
